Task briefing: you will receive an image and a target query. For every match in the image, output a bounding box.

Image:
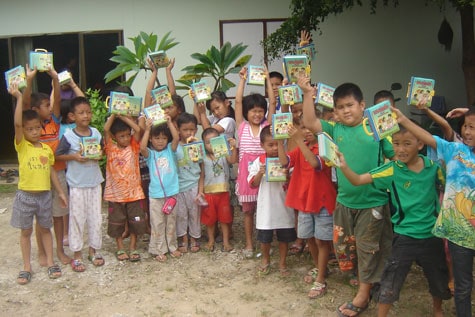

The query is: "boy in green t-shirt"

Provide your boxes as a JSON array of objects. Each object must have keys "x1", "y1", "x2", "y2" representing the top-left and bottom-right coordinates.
[
  {"x1": 299, "y1": 77, "x2": 394, "y2": 317},
  {"x1": 338, "y1": 126, "x2": 451, "y2": 317}
]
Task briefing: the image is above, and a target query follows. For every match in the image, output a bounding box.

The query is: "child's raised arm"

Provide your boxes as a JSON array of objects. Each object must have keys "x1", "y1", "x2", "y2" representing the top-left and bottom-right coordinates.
[
  {"x1": 67, "y1": 76, "x2": 85, "y2": 97},
  {"x1": 140, "y1": 119, "x2": 153, "y2": 158},
  {"x1": 48, "y1": 67, "x2": 61, "y2": 118},
  {"x1": 226, "y1": 138, "x2": 238, "y2": 164},
  {"x1": 446, "y1": 107, "x2": 469, "y2": 119},
  {"x1": 22, "y1": 64, "x2": 37, "y2": 110},
  {"x1": 299, "y1": 29, "x2": 312, "y2": 47},
  {"x1": 104, "y1": 114, "x2": 115, "y2": 139},
  {"x1": 144, "y1": 58, "x2": 158, "y2": 107},
  {"x1": 415, "y1": 103, "x2": 454, "y2": 141},
  {"x1": 235, "y1": 67, "x2": 247, "y2": 127},
  {"x1": 277, "y1": 139, "x2": 289, "y2": 166},
  {"x1": 394, "y1": 107, "x2": 437, "y2": 149},
  {"x1": 337, "y1": 150, "x2": 373, "y2": 186},
  {"x1": 10, "y1": 84, "x2": 24, "y2": 144},
  {"x1": 265, "y1": 65, "x2": 276, "y2": 122},
  {"x1": 299, "y1": 76, "x2": 322, "y2": 134},
  {"x1": 166, "y1": 57, "x2": 176, "y2": 95},
  {"x1": 167, "y1": 116, "x2": 180, "y2": 152},
  {"x1": 120, "y1": 115, "x2": 142, "y2": 142},
  {"x1": 290, "y1": 126, "x2": 319, "y2": 168}
]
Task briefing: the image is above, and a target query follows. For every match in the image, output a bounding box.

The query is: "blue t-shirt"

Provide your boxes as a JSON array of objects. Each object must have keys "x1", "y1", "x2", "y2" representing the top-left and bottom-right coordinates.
[
  {"x1": 145, "y1": 143, "x2": 179, "y2": 198},
  {"x1": 176, "y1": 144, "x2": 201, "y2": 193}
]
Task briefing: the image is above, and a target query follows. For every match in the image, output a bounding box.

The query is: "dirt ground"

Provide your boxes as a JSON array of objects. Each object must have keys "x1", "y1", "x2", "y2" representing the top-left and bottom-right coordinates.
[{"x1": 0, "y1": 178, "x2": 470, "y2": 316}]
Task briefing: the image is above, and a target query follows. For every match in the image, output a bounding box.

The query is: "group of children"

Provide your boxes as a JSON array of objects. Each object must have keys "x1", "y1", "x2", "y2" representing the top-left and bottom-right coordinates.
[{"x1": 8, "y1": 45, "x2": 475, "y2": 317}]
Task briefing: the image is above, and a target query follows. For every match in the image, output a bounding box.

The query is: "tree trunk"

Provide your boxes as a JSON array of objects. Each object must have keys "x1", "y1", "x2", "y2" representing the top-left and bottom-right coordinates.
[{"x1": 460, "y1": 6, "x2": 475, "y2": 105}]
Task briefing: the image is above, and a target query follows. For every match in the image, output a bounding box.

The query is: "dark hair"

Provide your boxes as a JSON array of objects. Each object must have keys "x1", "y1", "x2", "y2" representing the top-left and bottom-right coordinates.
[
  {"x1": 201, "y1": 127, "x2": 219, "y2": 140},
  {"x1": 172, "y1": 94, "x2": 186, "y2": 113},
  {"x1": 205, "y1": 91, "x2": 235, "y2": 120},
  {"x1": 110, "y1": 117, "x2": 131, "y2": 135},
  {"x1": 30, "y1": 92, "x2": 49, "y2": 109},
  {"x1": 22, "y1": 109, "x2": 40, "y2": 124},
  {"x1": 269, "y1": 71, "x2": 284, "y2": 81},
  {"x1": 333, "y1": 83, "x2": 363, "y2": 104},
  {"x1": 176, "y1": 112, "x2": 198, "y2": 128},
  {"x1": 259, "y1": 125, "x2": 272, "y2": 143},
  {"x1": 70, "y1": 96, "x2": 91, "y2": 113},
  {"x1": 373, "y1": 90, "x2": 395, "y2": 104},
  {"x1": 243, "y1": 94, "x2": 267, "y2": 121},
  {"x1": 112, "y1": 85, "x2": 134, "y2": 96},
  {"x1": 60, "y1": 99, "x2": 72, "y2": 124},
  {"x1": 151, "y1": 124, "x2": 172, "y2": 143}
]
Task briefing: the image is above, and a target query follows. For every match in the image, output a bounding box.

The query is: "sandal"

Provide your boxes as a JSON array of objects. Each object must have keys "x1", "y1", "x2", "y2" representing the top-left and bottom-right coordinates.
[
  {"x1": 242, "y1": 248, "x2": 253, "y2": 259},
  {"x1": 337, "y1": 301, "x2": 368, "y2": 317},
  {"x1": 308, "y1": 281, "x2": 327, "y2": 299},
  {"x1": 88, "y1": 253, "x2": 105, "y2": 267},
  {"x1": 288, "y1": 243, "x2": 304, "y2": 255},
  {"x1": 203, "y1": 243, "x2": 215, "y2": 252},
  {"x1": 47, "y1": 265, "x2": 62, "y2": 279},
  {"x1": 221, "y1": 245, "x2": 234, "y2": 253},
  {"x1": 116, "y1": 250, "x2": 129, "y2": 261},
  {"x1": 129, "y1": 250, "x2": 141, "y2": 262},
  {"x1": 71, "y1": 259, "x2": 86, "y2": 272},
  {"x1": 304, "y1": 267, "x2": 318, "y2": 284},
  {"x1": 190, "y1": 241, "x2": 200, "y2": 253},
  {"x1": 257, "y1": 264, "x2": 270, "y2": 276},
  {"x1": 154, "y1": 254, "x2": 167, "y2": 262},
  {"x1": 17, "y1": 271, "x2": 31, "y2": 285}
]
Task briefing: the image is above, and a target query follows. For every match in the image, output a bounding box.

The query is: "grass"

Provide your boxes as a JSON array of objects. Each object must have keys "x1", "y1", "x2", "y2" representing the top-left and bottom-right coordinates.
[{"x1": 0, "y1": 184, "x2": 16, "y2": 193}]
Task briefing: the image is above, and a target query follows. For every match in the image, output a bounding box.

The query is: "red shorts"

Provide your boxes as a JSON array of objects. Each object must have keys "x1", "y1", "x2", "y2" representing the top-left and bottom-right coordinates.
[{"x1": 201, "y1": 192, "x2": 232, "y2": 226}]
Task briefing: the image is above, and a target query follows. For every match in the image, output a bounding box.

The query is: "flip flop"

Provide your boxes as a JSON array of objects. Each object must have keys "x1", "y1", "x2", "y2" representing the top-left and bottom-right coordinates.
[
  {"x1": 47, "y1": 265, "x2": 62, "y2": 279},
  {"x1": 17, "y1": 271, "x2": 31, "y2": 285},
  {"x1": 154, "y1": 254, "x2": 167, "y2": 262},
  {"x1": 308, "y1": 281, "x2": 327, "y2": 299},
  {"x1": 129, "y1": 250, "x2": 141, "y2": 262},
  {"x1": 337, "y1": 302, "x2": 368, "y2": 317},
  {"x1": 71, "y1": 259, "x2": 86, "y2": 272},
  {"x1": 88, "y1": 254, "x2": 105, "y2": 267},
  {"x1": 257, "y1": 264, "x2": 270, "y2": 276},
  {"x1": 115, "y1": 250, "x2": 129, "y2": 261}
]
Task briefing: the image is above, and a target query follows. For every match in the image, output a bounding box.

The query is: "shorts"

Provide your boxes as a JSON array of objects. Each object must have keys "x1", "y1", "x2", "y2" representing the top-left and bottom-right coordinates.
[
  {"x1": 241, "y1": 201, "x2": 257, "y2": 213},
  {"x1": 201, "y1": 192, "x2": 232, "y2": 226},
  {"x1": 11, "y1": 190, "x2": 53, "y2": 229},
  {"x1": 107, "y1": 200, "x2": 147, "y2": 238},
  {"x1": 257, "y1": 228, "x2": 296, "y2": 244},
  {"x1": 52, "y1": 169, "x2": 69, "y2": 217},
  {"x1": 378, "y1": 234, "x2": 451, "y2": 304},
  {"x1": 298, "y1": 208, "x2": 333, "y2": 241}
]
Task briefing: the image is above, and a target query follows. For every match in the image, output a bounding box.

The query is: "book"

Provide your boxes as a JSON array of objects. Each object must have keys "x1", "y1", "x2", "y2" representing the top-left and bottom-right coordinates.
[
  {"x1": 296, "y1": 43, "x2": 316, "y2": 61},
  {"x1": 247, "y1": 65, "x2": 265, "y2": 86},
  {"x1": 315, "y1": 83, "x2": 335, "y2": 109},
  {"x1": 143, "y1": 104, "x2": 167, "y2": 126},
  {"x1": 108, "y1": 91, "x2": 131, "y2": 115},
  {"x1": 149, "y1": 50, "x2": 170, "y2": 69},
  {"x1": 151, "y1": 85, "x2": 173, "y2": 108},
  {"x1": 29, "y1": 49, "x2": 53, "y2": 72},
  {"x1": 210, "y1": 134, "x2": 231, "y2": 158},
  {"x1": 4, "y1": 65, "x2": 27, "y2": 90},
  {"x1": 363, "y1": 100, "x2": 400, "y2": 141},
  {"x1": 190, "y1": 81, "x2": 212, "y2": 103},
  {"x1": 272, "y1": 112, "x2": 293, "y2": 139},
  {"x1": 80, "y1": 136, "x2": 101, "y2": 159},
  {"x1": 278, "y1": 84, "x2": 302, "y2": 105},
  {"x1": 407, "y1": 76, "x2": 435, "y2": 107},
  {"x1": 283, "y1": 55, "x2": 310, "y2": 83},
  {"x1": 58, "y1": 70, "x2": 72, "y2": 85},
  {"x1": 127, "y1": 96, "x2": 143, "y2": 116},
  {"x1": 265, "y1": 157, "x2": 287, "y2": 182},
  {"x1": 183, "y1": 141, "x2": 205, "y2": 163},
  {"x1": 317, "y1": 132, "x2": 340, "y2": 167}
]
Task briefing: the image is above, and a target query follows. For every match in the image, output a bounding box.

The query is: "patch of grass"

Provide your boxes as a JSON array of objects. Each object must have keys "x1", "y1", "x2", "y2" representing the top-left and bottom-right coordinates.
[{"x1": 0, "y1": 184, "x2": 16, "y2": 193}]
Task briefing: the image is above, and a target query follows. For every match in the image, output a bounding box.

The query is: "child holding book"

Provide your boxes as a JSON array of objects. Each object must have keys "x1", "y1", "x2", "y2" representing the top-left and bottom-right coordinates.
[
  {"x1": 234, "y1": 66, "x2": 276, "y2": 258},
  {"x1": 175, "y1": 112, "x2": 202, "y2": 253},
  {"x1": 299, "y1": 77, "x2": 395, "y2": 317},
  {"x1": 278, "y1": 124, "x2": 336, "y2": 297},
  {"x1": 194, "y1": 91, "x2": 236, "y2": 139},
  {"x1": 140, "y1": 116, "x2": 181, "y2": 262},
  {"x1": 248, "y1": 126, "x2": 296, "y2": 276},
  {"x1": 198, "y1": 127, "x2": 238, "y2": 252},
  {"x1": 9, "y1": 83, "x2": 67, "y2": 284},
  {"x1": 104, "y1": 114, "x2": 146, "y2": 262},
  {"x1": 55, "y1": 97, "x2": 105, "y2": 272}
]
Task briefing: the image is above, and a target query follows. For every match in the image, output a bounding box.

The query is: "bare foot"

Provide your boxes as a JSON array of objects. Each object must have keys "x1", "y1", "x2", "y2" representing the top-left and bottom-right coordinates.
[
  {"x1": 38, "y1": 254, "x2": 47, "y2": 267},
  {"x1": 57, "y1": 251, "x2": 72, "y2": 265}
]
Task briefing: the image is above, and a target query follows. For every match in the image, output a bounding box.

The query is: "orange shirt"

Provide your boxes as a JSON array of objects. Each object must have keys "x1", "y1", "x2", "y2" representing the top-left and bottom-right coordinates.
[{"x1": 40, "y1": 116, "x2": 65, "y2": 171}]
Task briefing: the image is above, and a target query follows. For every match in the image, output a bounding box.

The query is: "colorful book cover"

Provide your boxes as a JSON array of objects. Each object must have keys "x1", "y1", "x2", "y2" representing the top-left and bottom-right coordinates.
[
  {"x1": 149, "y1": 50, "x2": 170, "y2": 69},
  {"x1": 210, "y1": 134, "x2": 231, "y2": 159},
  {"x1": 4, "y1": 65, "x2": 27, "y2": 90},
  {"x1": 151, "y1": 85, "x2": 173, "y2": 108},
  {"x1": 363, "y1": 100, "x2": 400, "y2": 141},
  {"x1": 407, "y1": 76, "x2": 436, "y2": 107},
  {"x1": 109, "y1": 91, "x2": 131, "y2": 115},
  {"x1": 272, "y1": 112, "x2": 293, "y2": 139},
  {"x1": 183, "y1": 141, "x2": 205, "y2": 163},
  {"x1": 296, "y1": 43, "x2": 316, "y2": 61},
  {"x1": 29, "y1": 49, "x2": 53, "y2": 72},
  {"x1": 80, "y1": 136, "x2": 101, "y2": 159},
  {"x1": 283, "y1": 55, "x2": 310, "y2": 83},
  {"x1": 317, "y1": 132, "x2": 340, "y2": 167},
  {"x1": 191, "y1": 81, "x2": 212, "y2": 103},
  {"x1": 127, "y1": 96, "x2": 143, "y2": 116},
  {"x1": 247, "y1": 65, "x2": 265, "y2": 86},
  {"x1": 143, "y1": 104, "x2": 167, "y2": 126},
  {"x1": 265, "y1": 157, "x2": 287, "y2": 182},
  {"x1": 315, "y1": 83, "x2": 335, "y2": 109},
  {"x1": 278, "y1": 84, "x2": 302, "y2": 105},
  {"x1": 58, "y1": 70, "x2": 72, "y2": 85}
]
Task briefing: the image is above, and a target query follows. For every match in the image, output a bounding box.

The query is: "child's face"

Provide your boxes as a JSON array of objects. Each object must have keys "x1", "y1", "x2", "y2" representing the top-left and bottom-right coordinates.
[
  {"x1": 291, "y1": 103, "x2": 303, "y2": 123},
  {"x1": 150, "y1": 133, "x2": 169, "y2": 151},
  {"x1": 461, "y1": 114, "x2": 475, "y2": 147},
  {"x1": 71, "y1": 103, "x2": 92, "y2": 128},
  {"x1": 375, "y1": 97, "x2": 395, "y2": 107},
  {"x1": 334, "y1": 96, "x2": 365, "y2": 127},
  {"x1": 113, "y1": 129, "x2": 132, "y2": 148},
  {"x1": 302, "y1": 126, "x2": 316, "y2": 143},
  {"x1": 34, "y1": 99, "x2": 52, "y2": 121},
  {"x1": 209, "y1": 99, "x2": 229, "y2": 119},
  {"x1": 203, "y1": 132, "x2": 219, "y2": 154},
  {"x1": 247, "y1": 107, "x2": 265, "y2": 126},
  {"x1": 178, "y1": 122, "x2": 197, "y2": 142},
  {"x1": 392, "y1": 131, "x2": 423, "y2": 164},
  {"x1": 270, "y1": 77, "x2": 282, "y2": 98},
  {"x1": 260, "y1": 135, "x2": 278, "y2": 157},
  {"x1": 23, "y1": 118, "x2": 42, "y2": 143},
  {"x1": 164, "y1": 103, "x2": 180, "y2": 120}
]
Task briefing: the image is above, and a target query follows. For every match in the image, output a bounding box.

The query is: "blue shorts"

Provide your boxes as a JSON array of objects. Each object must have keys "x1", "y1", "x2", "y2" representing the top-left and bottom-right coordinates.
[{"x1": 297, "y1": 208, "x2": 333, "y2": 241}]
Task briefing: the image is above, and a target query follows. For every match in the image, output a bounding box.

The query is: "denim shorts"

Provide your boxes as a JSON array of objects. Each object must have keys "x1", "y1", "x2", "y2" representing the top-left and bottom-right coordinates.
[
  {"x1": 257, "y1": 228, "x2": 296, "y2": 244},
  {"x1": 297, "y1": 208, "x2": 333, "y2": 241}
]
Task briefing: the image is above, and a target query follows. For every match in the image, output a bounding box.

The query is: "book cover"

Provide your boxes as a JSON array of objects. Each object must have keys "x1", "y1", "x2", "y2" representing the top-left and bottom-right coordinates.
[
  {"x1": 149, "y1": 50, "x2": 170, "y2": 69},
  {"x1": 296, "y1": 43, "x2": 316, "y2": 61},
  {"x1": 210, "y1": 134, "x2": 231, "y2": 159},
  {"x1": 109, "y1": 91, "x2": 131, "y2": 115},
  {"x1": 29, "y1": 49, "x2": 53, "y2": 72},
  {"x1": 407, "y1": 76, "x2": 435, "y2": 107},
  {"x1": 183, "y1": 141, "x2": 205, "y2": 163},
  {"x1": 247, "y1": 65, "x2": 265, "y2": 86},
  {"x1": 363, "y1": 100, "x2": 400, "y2": 141},
  {"x1": 265, "y1": 157, "x2": 287, "y2": 182},
  {"x1": 127, "y1": 96, "x2": 143, "y2": 116},
  {"x1": 191, "y1": 81, "x2": 212, "y2": 103},
  {"x1": 272, "y1": 112, "x2": 293, "y2": 139},
  {"x1": 80, "y1": 136, "x2": 101, "y2": 159},
  {"x1": 317, "y1": 132, "x2": 340, "y2": 167},
  {"x1": 151, "y1": 85, "x2": 173, "y2": 108},
  {"x1": 143, "y1": 104, "x2": 167, "y2": 126},
  {"x1": 283, "y1": 55, "x2": 310, "y2": 83},
  {"x1": 315, "y1": 83, "x2": 335, "y2": 109},
  {"x1": 278, "y1": 84, "x2": 302, "y2": 105},
  {"x1": 4, "y1": 65, "x2": 27, "y2": 90},
  {"x1": 58, "y1": 70, "x2": 72, "y2": 85}
]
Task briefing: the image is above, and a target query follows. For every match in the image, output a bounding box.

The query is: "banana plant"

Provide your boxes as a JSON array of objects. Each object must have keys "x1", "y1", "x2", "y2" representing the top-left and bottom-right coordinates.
[{"x1": 104, "y1": 31, "x2": 179, "y2": 87}]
